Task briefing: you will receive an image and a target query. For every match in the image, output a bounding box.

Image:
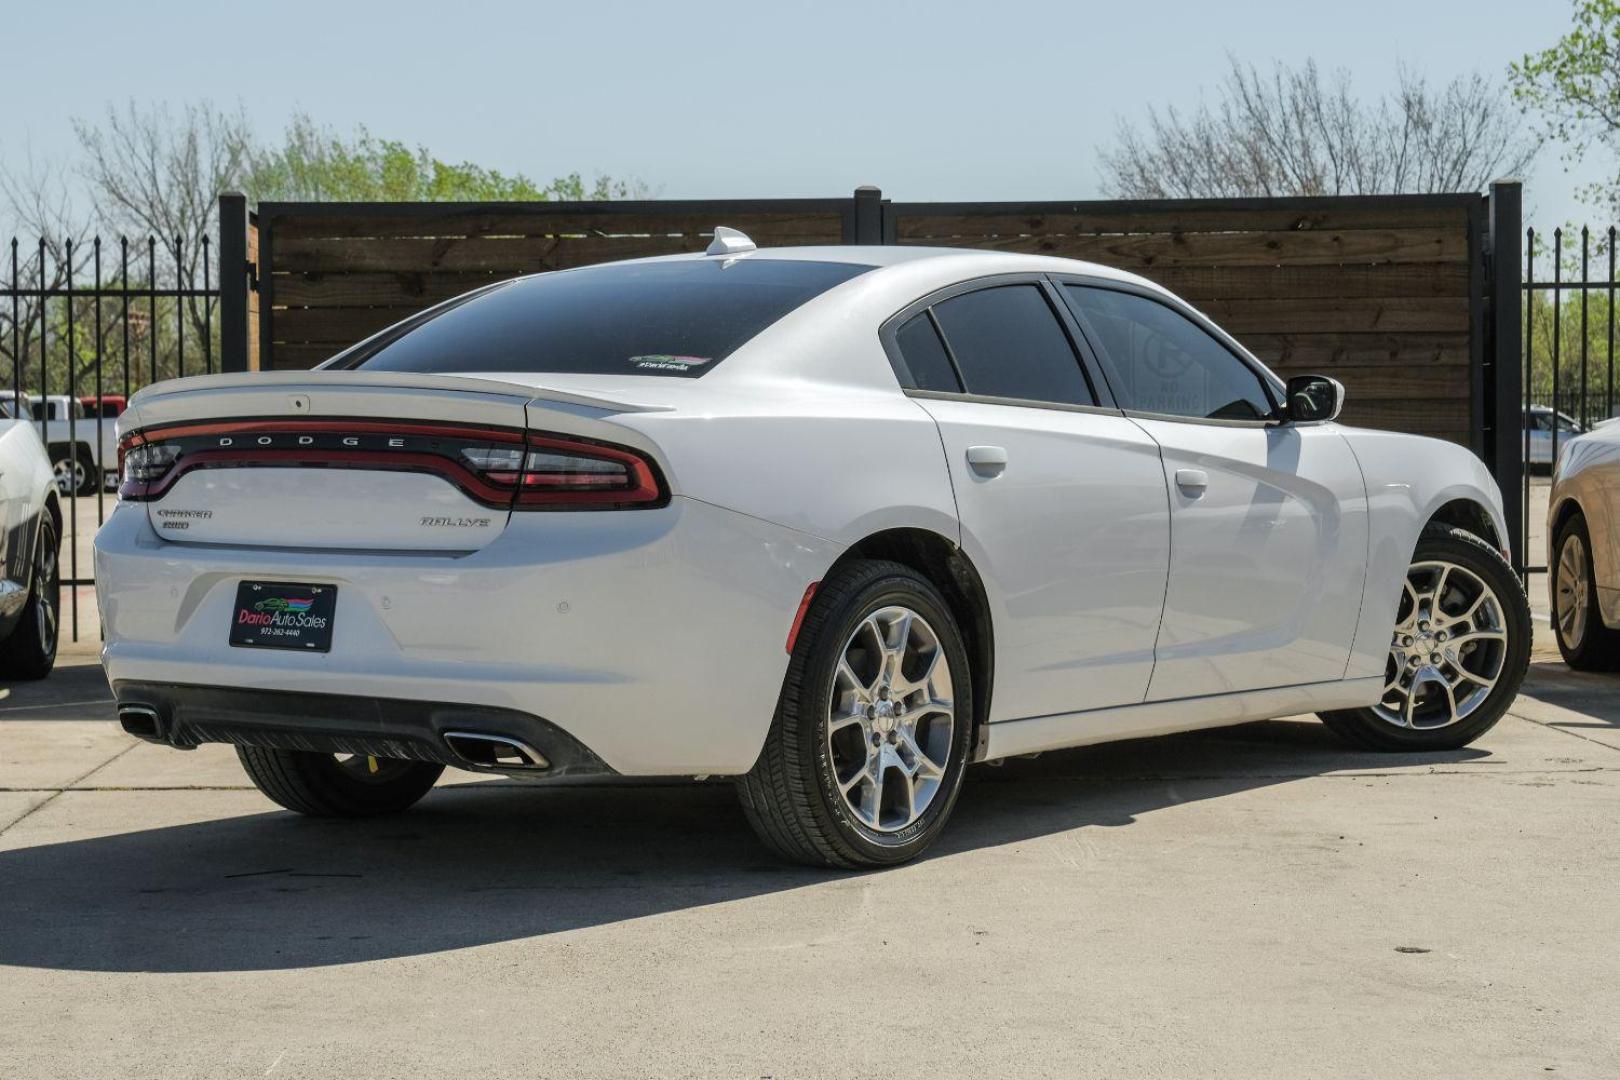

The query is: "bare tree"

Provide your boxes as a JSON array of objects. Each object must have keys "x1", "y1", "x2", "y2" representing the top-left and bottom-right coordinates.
[
  {"x1": 73, "y1": 100, "x2": 253, "y2": 341},
  {"x1": 0, "y1": 151, "x2": 96, "y2": 395},
  {"x1": 1100, "y1": 58, "x2": 1538, "y2": 198}
]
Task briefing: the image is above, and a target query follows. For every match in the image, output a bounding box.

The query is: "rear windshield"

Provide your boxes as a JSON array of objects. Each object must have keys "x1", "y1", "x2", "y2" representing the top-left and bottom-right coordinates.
[{"x1": 339, "y1": 258, "x2": 871, "y2": 377}]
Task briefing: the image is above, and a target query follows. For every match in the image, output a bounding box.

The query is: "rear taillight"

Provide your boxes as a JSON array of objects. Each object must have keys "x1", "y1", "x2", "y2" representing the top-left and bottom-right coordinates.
[
  {"x1": 512, "y1": 434, "x2": 664, "y2": 509},
  {"x1": 116, "y1": 421, "x2": 666, "y2": 510},
  {"x1": 120, "y1": 439, "x2": 177, "y2": 487}
]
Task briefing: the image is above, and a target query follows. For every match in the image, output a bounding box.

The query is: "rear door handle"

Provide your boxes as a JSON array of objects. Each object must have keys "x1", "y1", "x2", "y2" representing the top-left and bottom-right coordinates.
[
  {"x1": 1174, "y1": 468, "x2": 1209, "y2": 494},
  {"x1": 966, "y1": 445, "x2": 1008, "y2": 476}
]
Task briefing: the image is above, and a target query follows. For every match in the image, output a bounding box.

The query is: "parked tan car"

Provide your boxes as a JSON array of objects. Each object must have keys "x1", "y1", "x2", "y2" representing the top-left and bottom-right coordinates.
[{"x1": 1549, "y1": 420, "x2": 1620, "y2": 669}]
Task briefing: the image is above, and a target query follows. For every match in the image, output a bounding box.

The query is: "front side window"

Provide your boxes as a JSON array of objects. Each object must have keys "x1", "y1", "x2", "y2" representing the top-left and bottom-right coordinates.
[
  {"x1": 1065, "y1": 286, "x2": 1276, "y2": 422},
  {"x1": 929, "y1": 284, "x2": 1094, "y2": 407},
  {"x1": 342, "y1": 258, "x2": 871, "y2": 377}
]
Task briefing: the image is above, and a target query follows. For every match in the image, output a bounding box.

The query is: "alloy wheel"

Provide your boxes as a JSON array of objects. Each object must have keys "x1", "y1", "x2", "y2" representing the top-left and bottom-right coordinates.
[
  {"x1": 1376, "y1": 560, "x2": 1508, "y2": 731},
  {"x1": 35, "y1": 520, "x2": 58, "y2": 656},
  {"x1": 53, "y1": 459, "x2": 85, "y2": 496},
  {"x1": 1555, "y1": 533, "x2": 1590, "y2": 651},
  {"x1": 827, "y1": 605, "x2": 955, "y2": 833}
]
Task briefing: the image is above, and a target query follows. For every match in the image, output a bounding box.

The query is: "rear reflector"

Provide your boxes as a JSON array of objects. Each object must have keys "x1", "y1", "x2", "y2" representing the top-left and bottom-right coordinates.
[
  {"x1": 785, "y1": 581, "x2": 820, "y2": 655},
  {"x1": 118, "y1": 419, "x2": 667, "y2": 511}
]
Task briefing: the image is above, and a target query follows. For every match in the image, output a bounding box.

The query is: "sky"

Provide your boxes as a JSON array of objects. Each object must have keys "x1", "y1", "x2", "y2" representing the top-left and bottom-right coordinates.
[{"x1": 1, "y1": 0, "x2": 1608, "y2": 228}]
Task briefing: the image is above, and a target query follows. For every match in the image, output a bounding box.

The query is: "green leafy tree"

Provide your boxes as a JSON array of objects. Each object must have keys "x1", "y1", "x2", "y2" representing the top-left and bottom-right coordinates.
[
  {"x1": 247, "y1": 113, "x2": 643, "y2": 203},
  {"x1": 1511, "y1": 1, "x2": 1620, "y2": 215}
]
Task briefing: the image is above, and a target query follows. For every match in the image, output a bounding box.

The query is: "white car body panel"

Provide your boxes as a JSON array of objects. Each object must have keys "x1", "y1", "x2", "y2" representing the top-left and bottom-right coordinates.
[
  {"x1": 0, "y1": 418, "x2": 55, "y2": 623},
  {"x1": 97, "y1": 496, "x2": 838, "y2": 775},
  {"x1": 95, "y1": 244, "x2": 1513, "y2": 776},
  {"x1": 1338, "y1": 428, "x2": 1510, "y2": 678},
  {"x1": 916, "y1": 397, "x2": 1169, "y2": 718},
  {"x1": 1136, "y1": 418, "x2": 1368, "y2": 699},
  {"x1": 1550, "y1": 425, "x2": 1620, "y2": 628}
]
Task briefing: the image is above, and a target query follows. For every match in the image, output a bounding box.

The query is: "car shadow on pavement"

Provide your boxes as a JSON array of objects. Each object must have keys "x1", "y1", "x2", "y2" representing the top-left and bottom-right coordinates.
[{"x1": 0, "y1": 718, "x2": 1487, "y2": 974}]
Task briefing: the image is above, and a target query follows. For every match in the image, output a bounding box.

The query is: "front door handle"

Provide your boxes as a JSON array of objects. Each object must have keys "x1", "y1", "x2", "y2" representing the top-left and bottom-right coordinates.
[
  {"x1": 966, "y1": 445, "x2": 1008, "y2": 476},
  {"x1": 1174, "y1": 468, "x2": 1209, "y2": 494}
]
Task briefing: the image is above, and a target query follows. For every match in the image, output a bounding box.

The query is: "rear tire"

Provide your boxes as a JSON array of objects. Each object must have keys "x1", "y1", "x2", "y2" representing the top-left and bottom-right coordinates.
[
  {"x1": 1320, "y1": 525, "x2": 1530, "y2": 751},
  {"x1": 48, "y1": 444, "x2": 97, "y2": 496},
  {"x1": 236, "y1": 747, "x2": 443, "y2": 816},
  {"x1": 737, "y1": 559, "x2": 974, "y2": 869},
  {"x1": 1551, "y1": 511, "x2": 1620, "y2": 671},
  {"x1": 0, "y1": 513, "x2": 59, "y2": 681}
]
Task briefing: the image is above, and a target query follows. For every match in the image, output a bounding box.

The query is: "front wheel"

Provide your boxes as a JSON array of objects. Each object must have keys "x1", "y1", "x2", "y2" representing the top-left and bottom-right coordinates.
[
  {"x1": 236, "y1": 747, "x2": 444, "y2": 816},
  {"x1": 737, "y1": 560, "x2": 973, "y2": 868},
  {"x1": 1320, "y1": 525, "x2": 1530, "y2": 751},
  {"x1": 1551, "y1": 511, "x2": 1620, "y2": 671}
]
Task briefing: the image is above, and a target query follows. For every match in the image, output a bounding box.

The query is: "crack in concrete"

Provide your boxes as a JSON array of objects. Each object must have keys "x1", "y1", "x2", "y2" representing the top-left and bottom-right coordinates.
[
  {"x1": 1506, "y1": 707, "x2": 1620, "y2": 754},
  {"x1": 0, "y1": 741, "x2": 140, "y2": 838}
]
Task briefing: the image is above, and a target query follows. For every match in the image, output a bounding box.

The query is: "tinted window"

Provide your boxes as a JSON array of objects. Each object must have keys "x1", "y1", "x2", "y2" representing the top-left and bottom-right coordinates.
[
  {"x1": 893, "y1": 313, "x2": 962, "y2": 393},
  {"x1": 930, "y1": 285, "x2": 1094, "y2": 406},
  {"x1": 345, "y1": 258, "x2": 871, "y2": 377},
  {"x1": 1066, "y1": 286, "x2": 1276, "y2": 421}
]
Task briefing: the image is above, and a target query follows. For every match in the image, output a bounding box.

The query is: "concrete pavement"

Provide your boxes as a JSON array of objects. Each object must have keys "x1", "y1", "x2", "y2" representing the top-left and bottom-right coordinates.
[{"x1": 1, "y1": 651, "x2": 1616, "y2": 1079}]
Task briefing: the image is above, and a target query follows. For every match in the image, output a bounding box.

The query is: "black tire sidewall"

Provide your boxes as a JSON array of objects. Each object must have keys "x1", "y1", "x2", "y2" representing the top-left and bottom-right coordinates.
[
  {"x1": 798, "y1": 572, "x2": 973, "y2": 865},
  {"x1": 0, "y1": 514, "x2": 58, "y2": 678},
  {"x1": 1552, "y1": 513, "x2": 1616, "y2": 669},
  {"x1": 1332, "y1": 527, "x2": 1531, "y2": 750}
]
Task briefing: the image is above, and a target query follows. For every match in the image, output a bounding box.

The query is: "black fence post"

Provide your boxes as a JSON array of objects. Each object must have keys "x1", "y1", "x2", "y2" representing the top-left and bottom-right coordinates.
[
  {"x1": 853, "y1": 186, "x2": 883, "y2": 245},
  {"x1": 1488, "y1": 180, "x2": 1524, "y2": 570},
  {"x1": 218, "y1": 192, "x2": 250, "y2": 373}
]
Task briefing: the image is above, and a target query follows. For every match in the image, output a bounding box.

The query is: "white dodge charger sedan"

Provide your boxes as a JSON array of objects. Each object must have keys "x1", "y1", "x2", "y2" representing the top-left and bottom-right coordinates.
[{"x1": 95, "y1": 234, "x2": 1530, "y2": 867}]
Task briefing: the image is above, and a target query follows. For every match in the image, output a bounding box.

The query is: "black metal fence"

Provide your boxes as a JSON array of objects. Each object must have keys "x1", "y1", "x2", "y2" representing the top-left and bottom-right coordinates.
[
  {"x1": 1521, "y1": 225, "x2": 1619, "y2": 575},
  {"x1": 1, "y1": 234, "x2": 219, "y2": 642}
]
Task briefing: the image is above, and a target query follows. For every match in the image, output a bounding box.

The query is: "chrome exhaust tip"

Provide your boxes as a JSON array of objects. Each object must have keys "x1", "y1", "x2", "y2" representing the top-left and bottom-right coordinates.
[
  {"x1": 118, "y1": 704, "x2": 165, "y2": 742},
  {"x1": 442, "y1": 731, "x2": 550, "y2": 771}
]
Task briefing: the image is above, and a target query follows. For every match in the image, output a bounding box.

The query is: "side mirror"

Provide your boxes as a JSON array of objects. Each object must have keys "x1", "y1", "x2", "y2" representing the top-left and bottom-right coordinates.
[{"x1": 1284, "y1": 374, "x2": 1345, "y2": 423}]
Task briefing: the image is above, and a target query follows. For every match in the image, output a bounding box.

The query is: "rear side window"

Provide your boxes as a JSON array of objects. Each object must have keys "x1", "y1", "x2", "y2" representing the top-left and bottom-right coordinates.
[
  {"x1": 1065, "y1": 286, "x2": 1276, "y2": 421},
  {"x1": 893, "y1": 313, "x2": 963, "y2": 393},
  {"x1": 344, "y1": 258, "x2": 871, "y2": 377},
  {"x1": 930, "y1": 285, "x2": 1094, "y2": 406}
]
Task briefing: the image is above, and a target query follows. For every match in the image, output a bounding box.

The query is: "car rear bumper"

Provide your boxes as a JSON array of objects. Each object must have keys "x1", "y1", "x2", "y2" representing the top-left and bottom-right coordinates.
[
  {"x1": 111, "y1": 680, "x2": 615, "y2": 777},
  {"x1": 94, "y1": 496, "x2": 843, "y2": 776}
]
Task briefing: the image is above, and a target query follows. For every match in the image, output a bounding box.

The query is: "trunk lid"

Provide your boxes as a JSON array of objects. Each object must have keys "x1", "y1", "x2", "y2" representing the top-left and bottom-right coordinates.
[{"x1": 123, "y1": 371, "x2": 667, "y2": 552}]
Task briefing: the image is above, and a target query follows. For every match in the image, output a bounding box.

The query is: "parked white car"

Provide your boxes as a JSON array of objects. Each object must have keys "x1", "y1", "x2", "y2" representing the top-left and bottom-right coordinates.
[
  {"x1": 0, "y1": 393, "x2": 120, "y2": 495},
  {"x1": 1548, "y1": 422, "x2": 1620, "y2": 669},
  {"x1": 94, "y1": 237, "x2": 1531, "y2": 867},
  {"x1": 0, "y1": 412, "x2": 62, "y2": 679},
  {"x1": 1525, "y1": 405, "x2": 1584, "y2": 468}
]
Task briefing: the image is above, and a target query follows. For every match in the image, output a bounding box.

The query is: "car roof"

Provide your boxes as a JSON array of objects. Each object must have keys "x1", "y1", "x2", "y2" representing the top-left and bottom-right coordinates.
[{"x1": 592, "y1": 243, "x2": 1163, "y2": 291}]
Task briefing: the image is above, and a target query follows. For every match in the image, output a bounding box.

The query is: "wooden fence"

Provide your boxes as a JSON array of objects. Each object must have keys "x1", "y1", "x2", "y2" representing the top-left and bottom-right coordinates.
[
  {"x1": 215, "y1": 185, "x2": 1523, "y2": 555},
  {"x1": 240, "y1": 198, "x2": 863, "y2": 372},
  {"x1": 888, "y1": 197, "x2": 1483, "y2": 445}
]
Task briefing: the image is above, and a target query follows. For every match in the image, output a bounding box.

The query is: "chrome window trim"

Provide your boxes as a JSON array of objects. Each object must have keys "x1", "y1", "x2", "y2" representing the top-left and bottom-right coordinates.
[
  {"x1": 879, "y1": 273, "x2": 1117, "y2": 411},
  {"x1": 905, "y1": 388, "x2": 1124, "y2": 418}
]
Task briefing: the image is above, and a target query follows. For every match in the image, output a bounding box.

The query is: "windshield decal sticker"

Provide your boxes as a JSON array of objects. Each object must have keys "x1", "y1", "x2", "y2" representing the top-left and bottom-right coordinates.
[{"x1": 629, "y1": 354, "x2": 711, "y2": 372}]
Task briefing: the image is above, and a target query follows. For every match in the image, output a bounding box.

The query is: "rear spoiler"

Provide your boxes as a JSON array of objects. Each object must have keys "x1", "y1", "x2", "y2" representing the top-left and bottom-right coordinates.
[{"x1": 127, "y1": 370, "x2": 671, "y2": 421}]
